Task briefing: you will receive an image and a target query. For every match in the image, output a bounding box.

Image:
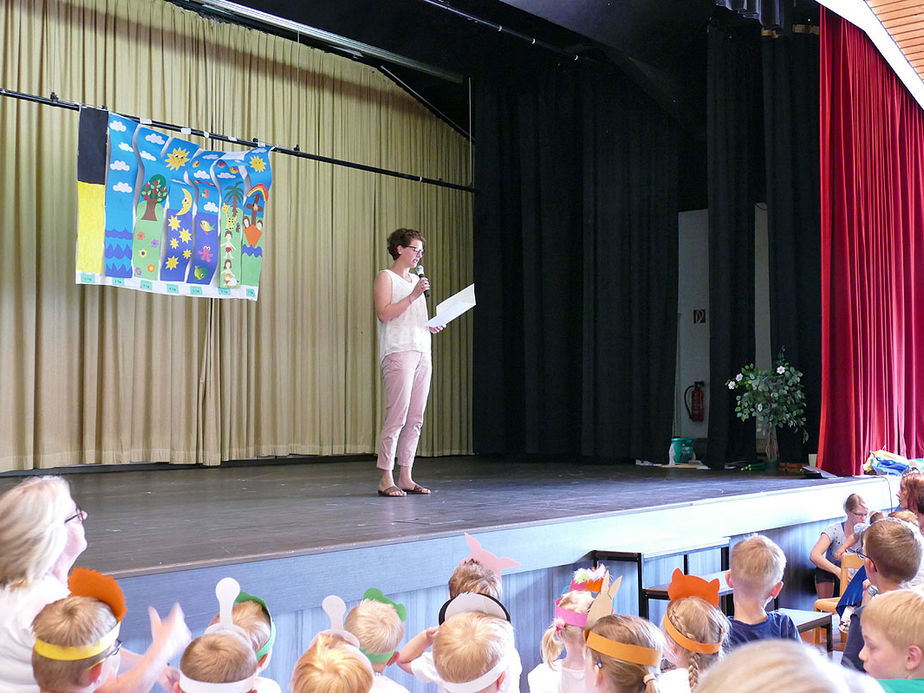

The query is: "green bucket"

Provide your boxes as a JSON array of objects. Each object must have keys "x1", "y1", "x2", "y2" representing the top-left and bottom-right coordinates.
[{"x1": 670, "y1": 437, "x2": 695, "y2": 464}]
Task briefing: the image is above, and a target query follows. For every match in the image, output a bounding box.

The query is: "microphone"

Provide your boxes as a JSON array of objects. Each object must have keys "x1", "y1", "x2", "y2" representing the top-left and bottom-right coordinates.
[{"x1": 416, "y1": 265, "x2": 430, "y2": 299}]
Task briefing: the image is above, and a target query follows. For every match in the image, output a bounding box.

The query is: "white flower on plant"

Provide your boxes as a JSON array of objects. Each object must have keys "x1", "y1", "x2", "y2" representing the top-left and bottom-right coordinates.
[
  {"x1": 776, "y1": 366, "x2": 786, "y2": 374},
  {"x1": 728, "y1": 382, "x2": 735, "y2": 389},
  {"x1": 757, "y1": 403, "x2": 763, "y2": 412},
  {"x1": 735, "y1": 373, "x2": 743, "y2": 381}
]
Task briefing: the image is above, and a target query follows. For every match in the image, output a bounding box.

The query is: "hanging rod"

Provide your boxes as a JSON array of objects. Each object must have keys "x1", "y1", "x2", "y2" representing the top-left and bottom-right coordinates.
[
  {"x1": 414, "y1": 0, "x2": 589, "y2": 63},
  {"x1": 0, "y1": 87, "x2": 476, "y2": 194},
  {"x1": 176, "y1": 0, "x2": 464, "y2": 83}
]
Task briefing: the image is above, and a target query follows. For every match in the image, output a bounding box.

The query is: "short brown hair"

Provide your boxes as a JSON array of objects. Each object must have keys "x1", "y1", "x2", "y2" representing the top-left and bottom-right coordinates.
[
  {"x1": 32, "y1": 596, "x2": 118, "y2": 692},
  {"x1": 432, "y1": 612, "x2": 514, "y2": 685},
  {"x1": 729, "y1": 535, "x2": 786, "y2": 599},
  {"x1": 290, "y1": 633, "x2": 372, "y2": 693},
  {"x1": 386, "y1": 229, "x2": 425, "y2": 260},
  {"x1": 209, "y1": 601, "x2": 272, "y2": 656},
  {"x1": 180, "y1": 633, "x2": 257, "y2": 685},
  {"x1": 863, "y1": 517, "x2": 924, "y2": 584},
  {"x1": 448, "y1": 560, "x2": 501, "y2": 600}
]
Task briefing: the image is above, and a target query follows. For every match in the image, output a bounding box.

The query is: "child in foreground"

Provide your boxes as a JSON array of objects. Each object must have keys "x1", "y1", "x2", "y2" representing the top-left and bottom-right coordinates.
[
  {"x1": 175, "y1": 632, "x2": 257, "y2": 693},
  {"x1": 725, "y1": 535, "x2": 798, "y2": 648},
  {"x1": 208, "y1": 591, "x2": 279, "y2": 693},
  {"x1": 290, "y1": 633, "x2": 373, "y2": 693},
  {"x1": 432, "y1": 611, "x2": 515, "y2": 693},
  {"x1": 344, "y1": 590, "x2": 409, "y2": 693},
  {"x1": 583, "y1": 614, "x2": 663, "y2": 693},
  {"x1": 859, "y1": 588, "x2": 924, "y2": 691}
]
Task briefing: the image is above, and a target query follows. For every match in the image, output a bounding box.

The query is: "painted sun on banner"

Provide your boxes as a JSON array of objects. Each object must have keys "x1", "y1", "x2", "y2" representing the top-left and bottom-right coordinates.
[{"x1": 75, "y1": 107, "x2": 273, "y2": 300}]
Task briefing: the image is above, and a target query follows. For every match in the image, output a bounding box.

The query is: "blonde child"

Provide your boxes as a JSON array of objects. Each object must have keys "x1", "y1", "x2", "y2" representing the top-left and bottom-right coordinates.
[
  {"x1": 527, "y1": 590, "x2": 594, "y2": 693},
  {"x1": 583, "y1": 614, "x2": 664, "y2": 693},
  {"x1": 176, "y1": 632, "x2": 257, "y2": 693},
  {"x1": 208, "y1": 593, "x2": 278, "y2": 693},
  {"x1": 696, "y1": 640, "x2": 882, "y2": 693},
  {"x1": 659, "y1": 593, "x2": 729, "y2": 691},
  {"x1": 842, "y1": 518, "x2": 924, "y2": 672},
  {"x1": 31, "y1": 597, "x2": 122, "y2": 693},
  {"x1": 290, "y1": 633, "x2": 373, "y2": 693},
  {"x1": 725, "y1": 535, "x2": 798, "y2": 648},
  {"x1": 859, "y1": 588, "x2": 924, "y2": 690},
  {"x1": 344, "y1": 591, "x2": 408, "y2": 693},
  {"x1": 31, "y1": 568, "x2": 190, "y2": 693},
  {"x1": 432, "y1": 612, "x2": 515, "y2": 693}
]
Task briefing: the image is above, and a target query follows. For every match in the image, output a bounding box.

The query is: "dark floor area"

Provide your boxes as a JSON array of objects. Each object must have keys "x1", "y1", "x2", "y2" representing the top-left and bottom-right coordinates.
[{"x1": 0, "y1": 456, "x2": 861, "y2": 577}]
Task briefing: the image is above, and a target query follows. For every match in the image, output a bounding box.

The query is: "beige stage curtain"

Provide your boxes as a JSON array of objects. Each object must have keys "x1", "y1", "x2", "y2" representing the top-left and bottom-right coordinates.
[{"x1": 0, "y1": 0, "x2": 473, "y2": 471}]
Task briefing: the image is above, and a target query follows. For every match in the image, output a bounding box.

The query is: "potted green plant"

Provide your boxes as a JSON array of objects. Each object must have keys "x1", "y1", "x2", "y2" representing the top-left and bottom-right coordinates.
[{"x1": 726, "y1": 350, "x2": 808, "y2": 465}]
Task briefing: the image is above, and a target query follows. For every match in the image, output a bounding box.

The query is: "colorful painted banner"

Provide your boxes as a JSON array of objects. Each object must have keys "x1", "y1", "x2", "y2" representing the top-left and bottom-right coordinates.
[{"x1": 74, "y1": 111, "x2": 272, "y2": 300}]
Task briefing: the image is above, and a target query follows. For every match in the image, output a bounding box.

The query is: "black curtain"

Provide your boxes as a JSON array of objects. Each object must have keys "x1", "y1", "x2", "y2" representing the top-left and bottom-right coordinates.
[
  {"x1": 762, "y1": 32, "x2": 821, "y2": 462},
  {"x1": 473, "y1": 64, "x2": 680, "y2": 461},
  {"x1": 705, "y1": 18, "x2": 762, "y2": 467}
]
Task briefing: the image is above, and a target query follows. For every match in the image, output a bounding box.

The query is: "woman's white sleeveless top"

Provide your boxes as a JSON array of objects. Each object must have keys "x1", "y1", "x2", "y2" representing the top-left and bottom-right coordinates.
[{"x1": 377, "y1": 270, "x2": 431, "y2": 363}]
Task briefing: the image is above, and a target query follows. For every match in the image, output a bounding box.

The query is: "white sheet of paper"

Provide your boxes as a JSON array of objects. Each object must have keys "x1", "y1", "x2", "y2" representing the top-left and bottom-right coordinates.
[{"x1": 426, "y1": 283, "x2": 476, "y2": 328}]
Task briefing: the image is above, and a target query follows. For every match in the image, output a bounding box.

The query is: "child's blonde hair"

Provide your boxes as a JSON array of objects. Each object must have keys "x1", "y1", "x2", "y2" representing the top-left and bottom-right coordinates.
[
  {"x1": 344, "y1": 599, "x2": 405, "y2": 660},
  {"x1": 290, "y1": 633, "x2": 372, "y2": 693},
  {"x1": 862, "y1": 588, "x2": 924, "y2": 652},
  {"x1": 863, "y1": 517, "x2": 924, "y2": 584},
  {"x1": 432, "y1": 611, "x2": 514, "y2": 687},
  {"x1": 0, "y1": 476, "x2": 72, "y2": 588},
  {"x1": 209, "y1": 601, "x2": 272, "y2": 657},
  {"x1": 663, "y1": 597, "x2": 729, "y2": 691},
  {"x1": 541, "y1": 590, "x2": 593, "y2": 667},
  {"x1": 729, "y1": 535, "x2": 785, "y2": 598},
  {"x1": 449, "y1": 560, "x2": 501, "y2": 599},
  {"x1": 585, "y1": 614, "x2": 663, "y2": 693},
  {"x1": 32, "y1": 596, "x2": 118, "y2": 692},
  {"x1": 696, "y1": 639, "x2": 883, "y2": 693},
  {"x1": 180, "y1": 632, "x2": 257, "y2": 685},
  {"x1": 890, "y1": 509, "x2": 918, "y2": 524}
]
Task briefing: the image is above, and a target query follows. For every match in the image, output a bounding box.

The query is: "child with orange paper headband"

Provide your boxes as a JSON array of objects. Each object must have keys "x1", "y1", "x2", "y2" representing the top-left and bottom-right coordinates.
[
  {"x1": 526, "y1": 567, "x2": 602, "y2": 693},
  {"x1": 30, "y1": 568, "x2": 190, "y2": 693},
  {"x1": 658, "y1": 571, "x2": 730, "y2": 693}
]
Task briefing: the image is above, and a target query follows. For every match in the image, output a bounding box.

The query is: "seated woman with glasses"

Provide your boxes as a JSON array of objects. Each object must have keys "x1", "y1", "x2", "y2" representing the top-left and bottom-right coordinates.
[
  {"x1": 0, "y1": 477, "x2": 189, "y2": 693},
  {"x1": 809, "y1": 493, "x2": 869, "y2": 599}
]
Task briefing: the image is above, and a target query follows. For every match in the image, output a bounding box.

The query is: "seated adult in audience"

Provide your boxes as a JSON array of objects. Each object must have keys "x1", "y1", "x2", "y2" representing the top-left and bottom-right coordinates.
[
  {"x1": 0, "y1": 477, "x2": 90, "y2": 693},
  {"x1": 697, "y1": 640, "x2": 882, "y2": 693},
  {"x1": 810, "y1": 493, "x2": 868, "y2": 598},
  {"x1": 859, "y1": 589, "x2": 924, "y2": 691},
  {"x1": 725, "y1": 535, "x2": 799, "y2": 649},
  {"x1": 842, "y1": 518, "x2": 924, "y2": 671}
]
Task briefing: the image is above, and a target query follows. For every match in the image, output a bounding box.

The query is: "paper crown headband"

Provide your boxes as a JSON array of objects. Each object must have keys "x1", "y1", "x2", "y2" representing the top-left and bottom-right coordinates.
[
  {"x1": 568, "y1": 566, "x2": 607, "y2": 593},
  {"x1": 442, "y1": 652, "x2": 515, "y2": 693},
  {"x1": 309, "y1": 595, "x2": 373, "y2": 676},
  {"x1": 462, "y1": 533, "x2": 519, "y2": 580},
  {"x1": 187, "y1": 577, "x2": 257, "y2": 693},
  {"x1": 438, "y1": 592, "x2": 511, "y2": 625},
  {"x1": 359, "y1": 588, "x2": 407, "y2": 663},
  {"x1": 554, "y1": 597, "x2": 589, "y2": 630},
  {"x1": 584, "y1": 630, "x2": 661, "y2": 668},
  {"x1": 585, "y1": 571, "x2": 622, "y2": 630},
  {"x1": 663, "y1": 570, "x2": 723, "y2": 655},
  {"x1": 33, "y1": 568, "x2": 125, "y2": 662}
]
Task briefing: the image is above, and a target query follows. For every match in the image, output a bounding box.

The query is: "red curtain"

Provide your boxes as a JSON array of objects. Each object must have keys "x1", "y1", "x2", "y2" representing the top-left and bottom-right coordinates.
[{"x1": 819, "y1": 10, "x2": 924, "y2": 475}]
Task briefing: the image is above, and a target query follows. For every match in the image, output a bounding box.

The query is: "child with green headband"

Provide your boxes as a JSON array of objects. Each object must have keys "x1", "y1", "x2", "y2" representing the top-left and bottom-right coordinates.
[{"x1": 344, "y1": 590, "x2": 408, "y2": 693}]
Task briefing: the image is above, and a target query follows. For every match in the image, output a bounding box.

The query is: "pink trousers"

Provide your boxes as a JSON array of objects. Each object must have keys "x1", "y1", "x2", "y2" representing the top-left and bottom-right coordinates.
[{"x1": 376, "y1": 350, "x2": 433, "y2": 471}]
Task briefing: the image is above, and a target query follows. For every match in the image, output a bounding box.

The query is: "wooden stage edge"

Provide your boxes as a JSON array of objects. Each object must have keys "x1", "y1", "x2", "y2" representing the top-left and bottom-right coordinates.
[{"x1": 0, "y1": 457, "x2": 899, "y2": 692}]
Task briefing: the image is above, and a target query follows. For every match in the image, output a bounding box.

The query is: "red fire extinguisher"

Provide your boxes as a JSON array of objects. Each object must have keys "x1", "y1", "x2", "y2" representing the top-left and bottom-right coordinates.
[{"x1": 684, "y1": 381, "x2": 705, "y2": 421}]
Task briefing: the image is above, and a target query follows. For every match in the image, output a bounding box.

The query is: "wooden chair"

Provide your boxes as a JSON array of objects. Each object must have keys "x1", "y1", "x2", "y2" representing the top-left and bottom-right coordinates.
[{"x1": 813, "y1": 552, "x2": 864, "y2": 646}]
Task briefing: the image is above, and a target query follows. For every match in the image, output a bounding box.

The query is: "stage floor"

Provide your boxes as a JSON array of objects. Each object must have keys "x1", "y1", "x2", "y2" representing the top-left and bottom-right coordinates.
[{"x1": 0, "y1": 456, "x2": 869, "y2": 578}]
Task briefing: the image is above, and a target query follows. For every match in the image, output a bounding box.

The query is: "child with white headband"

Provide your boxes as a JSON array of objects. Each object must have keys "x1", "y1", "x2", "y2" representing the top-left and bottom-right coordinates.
[
  {"x1": 527, "y1": 568, "x2": 599, "y2": 693},
  {"x1": 176, "y1": 633, "x2": 257, "y2": 693},
  {"x1": 583, "y1": 615, "x2": 664, "y2": 693},
  {"x1": 433, "y1": 611, "x2": 515, "y2": 693},
  {"x1": 208, "y1": 590, "x2": 279, "y2": 693}
]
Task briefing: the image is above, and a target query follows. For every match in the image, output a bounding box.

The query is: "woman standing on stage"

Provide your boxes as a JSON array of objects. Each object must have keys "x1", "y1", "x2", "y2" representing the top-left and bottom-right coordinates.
[{"x1": 373, "y1": 228, "x2": 443, "y2": 497}]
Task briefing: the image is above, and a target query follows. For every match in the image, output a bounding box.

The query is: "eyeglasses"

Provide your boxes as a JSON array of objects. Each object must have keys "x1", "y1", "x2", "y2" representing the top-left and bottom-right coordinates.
[
  {"x1": 403, "y1": 246, "x2": 424, "y2": 256},
  {"x1": 65, "y1": 506, "x2": 87, "y2": 524},
  {"x1": 87, "y1": 640, "x2": 121, "y2": 670},
  {"x1": 855, "y1": 549, "x2": 876, "y2": 570}
]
